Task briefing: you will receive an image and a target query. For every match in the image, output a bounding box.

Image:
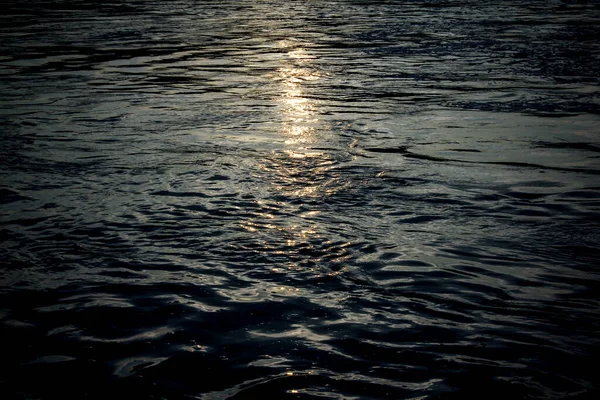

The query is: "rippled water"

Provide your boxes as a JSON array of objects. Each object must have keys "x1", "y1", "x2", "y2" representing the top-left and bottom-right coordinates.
[{"x1": 1, "y1": 1, "x2": 600, "y2": 399}]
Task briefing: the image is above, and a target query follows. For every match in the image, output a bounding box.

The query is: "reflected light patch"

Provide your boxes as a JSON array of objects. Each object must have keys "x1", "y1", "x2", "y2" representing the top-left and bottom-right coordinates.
[
  {"x1": 238, "y1": 39, "x2": 348, "y2": 280},
  {"x1": 275, "y1": 42, "x2": 325, "y2": 162},
  {"x1": 283, "y1": 96, "x2": 314, "y2": 114},
  {"x1": 284, "y1": 127, "x2": 314, "y2": 145},
  {"x1": 288, "y1": 48, "x2": 317, "y2": 60},
  {"x1": 284, "y1": 150, "x2": 324, "y2": 159}
]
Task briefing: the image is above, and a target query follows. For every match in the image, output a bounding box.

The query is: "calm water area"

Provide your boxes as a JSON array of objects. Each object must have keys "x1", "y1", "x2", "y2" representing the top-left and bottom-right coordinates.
[{"x1": 1, "y1": 1, "x2": 600, "y2": 399}]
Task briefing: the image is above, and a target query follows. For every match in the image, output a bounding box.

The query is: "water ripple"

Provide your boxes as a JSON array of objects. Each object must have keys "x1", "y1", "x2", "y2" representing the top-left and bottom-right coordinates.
[{"x1": 1, "y1": 0, "x2": 600, "y2": 399}]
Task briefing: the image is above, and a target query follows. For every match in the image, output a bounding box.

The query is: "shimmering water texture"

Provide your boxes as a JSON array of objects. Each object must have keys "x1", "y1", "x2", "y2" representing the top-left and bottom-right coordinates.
[{"x1": 1, "y1": 1, "x2": 600, "y2": 399}]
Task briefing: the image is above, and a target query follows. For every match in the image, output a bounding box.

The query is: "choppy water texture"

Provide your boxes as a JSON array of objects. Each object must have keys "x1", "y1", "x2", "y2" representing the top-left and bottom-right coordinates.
[{"x1": 1, "y1": 1, "x2": 600, "y2": 399}]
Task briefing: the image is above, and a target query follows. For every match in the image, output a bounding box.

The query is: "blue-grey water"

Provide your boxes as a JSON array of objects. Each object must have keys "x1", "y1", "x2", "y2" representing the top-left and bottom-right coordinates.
[{"x1": 1, "y1": 1, "x2": 600, "y2": 399}]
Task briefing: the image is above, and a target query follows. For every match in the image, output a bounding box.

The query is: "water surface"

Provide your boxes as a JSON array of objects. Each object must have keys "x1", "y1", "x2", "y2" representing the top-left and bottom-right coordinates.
[{"x1": 1, "y1": 1, "x2": 600, "y2": 399}]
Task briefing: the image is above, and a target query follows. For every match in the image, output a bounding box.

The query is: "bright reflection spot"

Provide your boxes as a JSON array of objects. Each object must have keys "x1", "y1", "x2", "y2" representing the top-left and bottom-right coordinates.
[
  {"x1": 237, "y1": 39, "x2": 350, "y2": 282},
  {"x1": 276, "y1": 41, "x2": 322, "y2": 149}
]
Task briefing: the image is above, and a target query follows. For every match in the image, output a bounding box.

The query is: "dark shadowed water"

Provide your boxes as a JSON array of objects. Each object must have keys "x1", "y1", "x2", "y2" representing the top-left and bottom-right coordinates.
[{"x1": 1, "y1": 1, "x2": 600, "y2": 399}]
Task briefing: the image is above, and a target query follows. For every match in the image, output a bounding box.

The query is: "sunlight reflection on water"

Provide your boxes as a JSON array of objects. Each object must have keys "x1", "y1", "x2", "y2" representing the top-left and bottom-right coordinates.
[
  {"x1": 278, "y1": 41, "x2": 321, "y2": 147},
  {"x1": 1, "y1": 1, "x2": 599, "y2": 399}
]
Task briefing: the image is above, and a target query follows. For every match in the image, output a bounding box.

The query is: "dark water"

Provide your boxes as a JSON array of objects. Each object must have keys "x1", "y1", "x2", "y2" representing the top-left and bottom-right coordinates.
[{"x1": 1, "y1": 1, "x2": 600, "y2": 398}]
